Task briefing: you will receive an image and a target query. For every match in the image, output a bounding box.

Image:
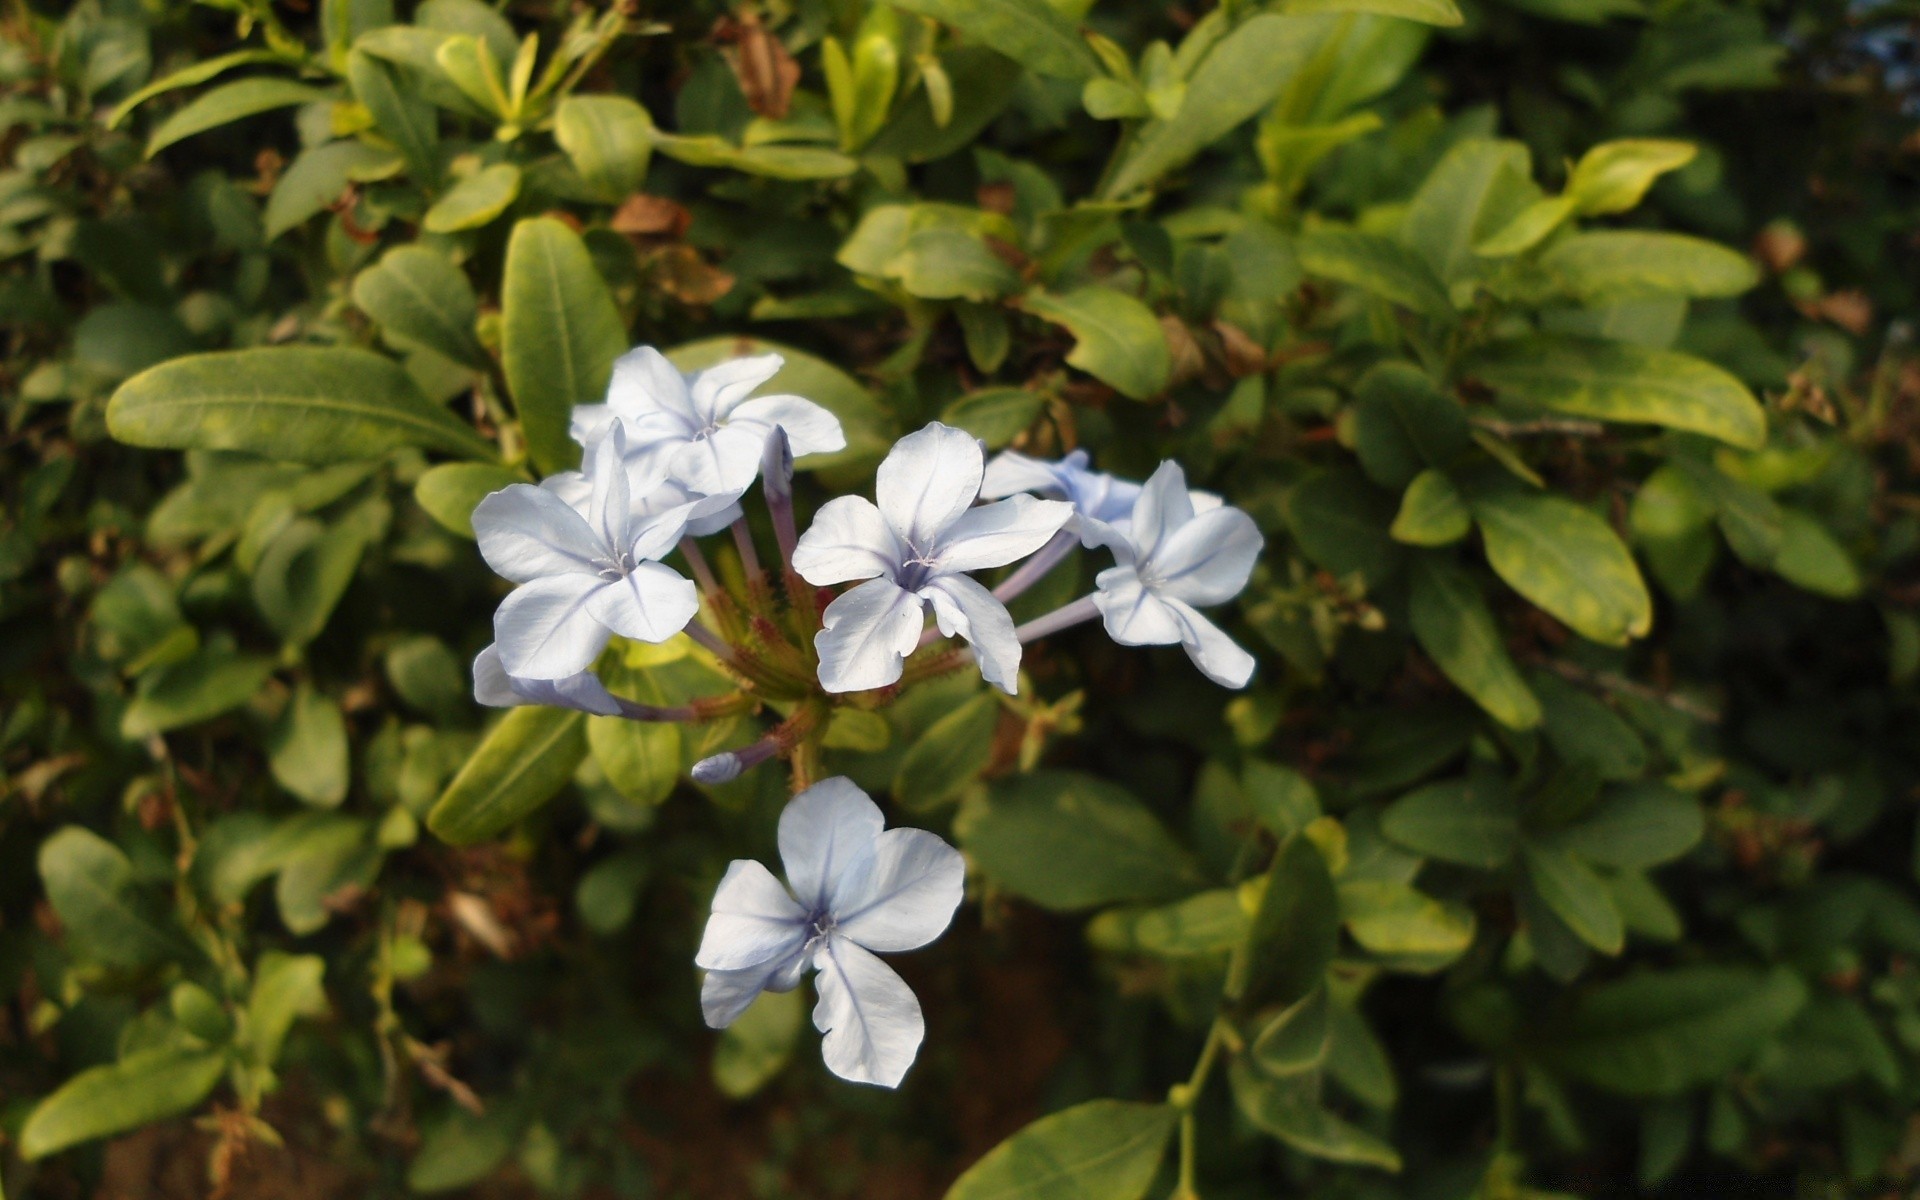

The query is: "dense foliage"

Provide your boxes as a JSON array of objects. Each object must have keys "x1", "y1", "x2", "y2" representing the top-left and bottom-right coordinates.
[{"x1": 4, "y1": 0, "x2": 1920, "y2": 1194}]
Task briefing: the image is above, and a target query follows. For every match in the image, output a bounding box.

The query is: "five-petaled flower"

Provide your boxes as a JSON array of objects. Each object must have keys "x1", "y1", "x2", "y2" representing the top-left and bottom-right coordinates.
[
  {"x1": 793, "y1": 423, "x2": 1072, "y2": 694},
  {"x1": 570, "y1": 347, "x2": 846, "y2": 495},
  {"x1": 1089, "y1": 460, "x2": 1264, "y2": 688},
  {"x1": 696, "y1": 777, "x2": 964, "y2": 1088},
  {"x1": 473, "y1": 426, "x2": 700, "y2": 680},
  {"x1": 981, "y1": 447, "x2": 1141, "y2": 547}
]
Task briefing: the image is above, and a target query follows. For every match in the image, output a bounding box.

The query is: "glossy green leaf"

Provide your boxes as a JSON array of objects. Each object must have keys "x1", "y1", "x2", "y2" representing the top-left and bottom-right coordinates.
[
  {"x1": 108, "y1": 347, "x2": 495, "y2": 464},
  {"x1": 713, "y1": 989, "x2": 803, "y2": 1099},
  {"x1": 942, "y1": 1100, "x2": 1177, "y2": 1200},
  {"x1": 245, "y1": 951, "x2": 328, "y2": 1068},
  {"x1": 1391, "y1": 469, "x2": 1471, "y2": 546},
  {"x1": 1228, "y1": 834, "x2": 1340, "y2": 1007},
  {"x1": 1339, "y1": 878, "x2": 1476, "y2": 958},
  {"x1": 1281, "y1": 0, "x2": 1462, "y2": 24},
  {"x1": 39, "y1": 827, "x2": 191, "y2": 968},
  {"x1": 414, "y1": 462, "x2": 523, "y2": 537},
  {"x1": 146, "y1": 77, "x2": 332, "y2": 157},
  {"x1": 1539, "y1": 232, "x2": 1759, "y2": 299},
  {"x1": 894, "y1": 690, "x2": 1000, "y2": 811},
  {"x1": 1470, "y1": 337, "x2": 1765, "y2": 450},
  {"x1": 428, "y1": 707, "x2": 588, "y2": 844},
  {"x1": 1298, "y1": 229, "x2": 1453, "y2": 318},
  {"x1": 1471, "y1": 490, "x2": 1652, "y2": 646},
  {"x1": 353, "y1": 246, "x2": 487, "y2": 369},
  {"x1": 1772, "y1": 508, "x2": 1862, "y2": 598},
  {"x1": 889, "y1": 0, "x2": 1100, "y2": 83},
  {"x1": 19, "y1": 1045, "x2": 229, "y2": 1159},
  {"x1": 587, "y1": 712, "x2": 681, "y2": 807},
  {"x1": 268, "y1": 682, "x2": 350, "y2": 807},
  {"x1": 958, "y1": 770, "x2": 1204, "y2": 910},
  {"x1": 1228, "y1": 1060, "x2": 1403, "y2": 1170},
  {"x1": 423, "y1": 162, "x2": 521, "y2": 233},
  {"x1": 1086, "y1": 888, "x2": 1247, "y2": 959},
  {"x1": 346, "y1": 49, "x2": 438, "y2": 179},
  {"x1": 554, "y1": 94, "x2": 654, "y2": 199},
  {"x1": 1561, "y1": 784, "x2": 1704, "y2": 869},
  {"x1": 501, "y1": 216, "x2": 628, "y2": 475},
  {"x1": 120, "y1": 641, "x2": 276, "y2": 739},
  {"x1": 1524, "y1": 840, "x2": 1624, "y2": 954},
  {"x1": 264, "y1": 139, "x2": 401, "y2": 239},
  {"x1": 1380, "y1": 776, "x2": 1520, "y2": 868},
  {"x1": 1252, "y1": 986, "x2": 1332, "y2": 1076},
  {"x1": 940, "y1": 387, "x2": 1044, "y2": 448},
  {"x1": 1398, "y1": 137, "x2": 1535, "y2": 283},
  {"x1": 1566, "y1": 139, "x2": 1696, "y2": 216},
  {"x1": 1022, "y1": 287, "x2": 1170, "y2": 400},
  {"x1": 1409, "y1": 555, "x2": 1542, "y2": 730}
]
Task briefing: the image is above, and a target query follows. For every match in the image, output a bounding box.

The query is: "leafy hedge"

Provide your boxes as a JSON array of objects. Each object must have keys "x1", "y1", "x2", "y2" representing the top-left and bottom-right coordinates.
[{"x1": 3, "y1": 0, "x2": 1919, "y2": 1195}]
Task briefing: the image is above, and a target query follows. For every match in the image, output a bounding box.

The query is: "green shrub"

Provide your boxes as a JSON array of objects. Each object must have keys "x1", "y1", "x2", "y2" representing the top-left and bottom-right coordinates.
[{"x1": 3, "y1": 0, "x2": 1918, "y2": 1194}]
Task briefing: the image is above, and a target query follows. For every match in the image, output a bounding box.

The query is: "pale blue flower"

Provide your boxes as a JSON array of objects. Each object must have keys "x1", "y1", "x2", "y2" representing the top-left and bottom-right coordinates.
[
  {"x1": 1089, "y1": 461, "x2": 1263, "y2": 688},
  {"x1": 696, "y1": 777, "x2": 965, "y2": 1088},
  {"x1": 473, "y1": 427, "x2": 700, "y2": 679},
  {"x1": 471, "y1": 643, "x2": 624, "y2": 716},
  {"x1": 570, "y1": 347, "x2": 846, "y2": 495},
  {"x1": 981, "y1": 448, "x2": 1141, "y2": 547},
  {"x1": 793, "y1": 423, "x2": 1072, "y2": 694}
]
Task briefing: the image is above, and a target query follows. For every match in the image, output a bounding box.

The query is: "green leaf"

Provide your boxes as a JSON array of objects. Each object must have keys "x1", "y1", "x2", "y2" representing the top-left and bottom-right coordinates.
[
  {"x1": 1474, "y1": 194, "x2": 1577, "y2": 257},
  {"x1": 1535, "y1": 966, "x2": 1809, "y2": 1095},
  {"x1": 652, "y1": 133, "x2": 861, "y2": 180},
  {"x1": 1339, "y1": 878, "x2": 1476, "y2": 958},
  {"x1": 1227, "y1": 834, "x2": 1340, "y2": 1007},
  {"x1": 575, "y1": 848, "x2": 649, "y2": 934},
  {"x1": 1470, "y1": 337, "x2": 1765, "y2": 450},
  {"x1": 1391, "y1": 469, "x2": 1471, "y2": 546},
  {"x1": 1471, "y1": 490, "x2": 1651, "y2": 646},
  {"x1": 427, "y1": 707, "x2": 588, "y2": 844},
  {"x1": 252, "y1": 510, "x2": 380, "y2": 647},
  {"x1": 408, "y1": 1104, "x2": 525, "y2": 1193},
  {"x1": 1086, "y1": 889, "x2": 1247, "y2": 959},
  {"x1": 346, "y1": 49, "x2": 438, "y2": 180},
  {"x1": 1297, "y1": 229, "x2": 1453, "y2": 318},
  {"x1": 1380, "y1": 776, "x2": 1520, "y2": 868},
  {"x1": 107, "y1": 49, "x2": 297, "y2": 129},
  {"x1": 1566, "y1": 139, "x2": 1696, "y2": 216},
  {"x1": 1539, "y1": 232, "x2": 1759, "y2": 300},
  {"x1": 554, "y1": 94, "x2": 655, "y2": 200},
  {"x1": 264, "y1": 139, "x2": 402, "y2": 239},
  {"x1": 353, "y1": 246, "x2": 487, "y2": 369},
  {"x1": 1532, "y1": 672, "x2": 1647, "y2": 780},
  {"x1": 146, "y1": 77, "x2": 333, "y2": 157},
  {"x1": 893, "y1": 228, "x2": 1023, "y2": 300},
  {"x1": 958, "y1": 770, "x2": 1204, "y2": 911},
  {"x1": 1252, "y1": 986, "x2": 1332, "y2": 1076},
  {"x1": 422, "y1": 162, "x2": 521, "y2": 233},
  {"x1": 108, "y1": 347, "x2": 494, "y2": 464},
  {"x1": 414, "y1": 462, "x2": 523, "y2": 537},
  {"x1": 1280, "y1": 0, "x2": 1462, "y2": 23},
  {"x1": 1772, "y1": 508, "x2": 1862, "y2": 598},
  {"x1": 39, "y1": 827, "x2": 191, "y2": 968},
  {"x1": 1398, "y1": 138, "x2": 1535, "y2": 284},
  {"x1": 1227, "y1": 1060, "x2": 1402, "y2": 1170},
  {"x1": 894, "y1": 690, "x2": 1000, "y2": 810},
  {"x1": 1286, "y1": 468, "x2": 1403, "y2": 587},
  {"x1": 1104, "y1": 14, "x2": 1323, "y2": 198},
  {"x1": 501, "y1": 216, "x2": 629, "y2": 475},
  {"x1": 888, "y1": 0, "x2": 1100, "y2": 83},
  {"x1": 120, "y1": 641, "x2": 276, "y2": 739},
  {"x1": 940, "y1": 387, "x2": 1044, "y2": 448},
  {"x1": 866, "y1": 47, "x2": 1022, "y2": 164},
  {"x1": 1523, "y1": 840, "x2": 1624, "y2": 954},
  {"x1": 1350, "y1": 362, "x2": 1472, "y2": 489},
  {"x1": 587, "y1": 712, "x2": 680, "y2": 807},
  {"x1": 1408, "y1": 556, "x2": 1540, "y2": 729},
  {"x1": 244, "y1": 951, "x2": 328, "y2": 1069},
  {"x1": 1022, "y1": 287, "x2": 1170, "y2": 400},
  {"x1": 713, "y1": 989, "x2": 802, "y2": 1099},
  {"x1": 268, "y1": 683, "x2": 350, "y2": 808},
  {"x1": 1561, "y1": 784, "x2": 1704, "y2": 869},
  {"x1": 19, "y1": 1045, "x2": 229, "y2": 1159},
  {"x1": 942, "y1": 1100, "x2": 1177, "y2": 1200}
]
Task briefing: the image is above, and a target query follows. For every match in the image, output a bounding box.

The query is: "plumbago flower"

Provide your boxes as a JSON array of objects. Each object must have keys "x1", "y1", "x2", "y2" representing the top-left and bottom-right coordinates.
[
  {"x1": 571, "y1": 346, "x2": 846, "y2": 494},
  {"x1": 981, "y1": 447, "x2": 1141, "y2": 546},
  {"x1": 471, "y1": 643, "x2": 624, "y2": 715},
  {"x1": 792, "y1": 423, "x2": 1072, "y2": 694},
  {"x1": 473, "y1": 426, "x2": 700, "y2": 679},
  {"x1": 697, "y1": 777, "x2": 963, "y2": 1088},
  {"x1": 1086, "y1": 461, "x2": 1263, "y2": 688}
]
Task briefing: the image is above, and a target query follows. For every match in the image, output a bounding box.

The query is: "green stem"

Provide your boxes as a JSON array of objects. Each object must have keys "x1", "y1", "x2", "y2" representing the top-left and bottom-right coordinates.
[{"x1": 1167, "y1": 1016, "x2": 1233, "y2": 1198}]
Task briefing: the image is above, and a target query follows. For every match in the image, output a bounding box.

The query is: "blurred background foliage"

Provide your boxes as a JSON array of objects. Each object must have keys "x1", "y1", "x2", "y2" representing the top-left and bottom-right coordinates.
[{"x1": 3, "y1": 0, "x2": 1920, "y2": 1195}]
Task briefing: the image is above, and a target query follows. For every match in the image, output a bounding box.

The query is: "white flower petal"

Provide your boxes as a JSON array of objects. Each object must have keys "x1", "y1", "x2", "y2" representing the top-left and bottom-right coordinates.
[
  {"x1": 831, "y1": 828, "x2": 965, "y2": 954},
  {"x1": 919, "y1": 573, "x2": 1022, "y2": 694},
  {"x1": 540, "y1": 470, "x2": 593, "y2": 516},
  {"x1": 1150, "y1": 505, "x2": 1263, "y2": 606},
  {"x1": 627, "y1": 503, "x2": 697, "y2": 563},
  {"x1": 472, "y1": 644, "x2": 624, "y2": 715},
  {"x1": 701, "y1": 945, "x2": 810, "y2": 1029},
  {"x1": 979, "y1": 448, "x2": 1068, "y2": 500},
  {"x1": 729, "y1": 394, "x2": 848, "y2": 458},
  {"x1": 493, "y1": 574, "x2": 614, "y2": 679},
  {"x1": 584, "y1": 561, "x2": 698, "y2": 643},
  {"x1": 569, "y1": 403, "x2": 617, "y2": 449},
  {"x1": 778, "y1": 776, "x2": 885, "y2": 911},
  {"x1": 608, "y1": 346, "x2": 699, "y2": 423},
  {"x1": 793, "y1": 496, "x2": 902, "y2": 586},
  {"x1": 473, "y1": 485, "x2": 605, "y2": 583},
  {"x1": 876, "y1": 423, "x2": 984, "y2": 548},
  {"x1": 1092, "y1": 564, "x2": 1188, "y2": 647},
  {"x1": 1166, "y1": 597, "x2": 1256, "y2": 688},
  {"x1": 688, "y1": 353, "x2": 785, "y2": 423},
  {"x1": 668, "y1": 422, "x2": 767, "y2": 495},
  {"x1": 586, "y1": 427, "x2": 632, "y2": 554},
  {"x1": 813, "y1": 578, "x2": 926, "y2": 693},
  {"x1": 934, "y1": 495, "x2": 1073, "y2": 574},
  {"x1": 1128, "y1": 461, "x2": 1197, "y2": 565},
  {"x1": 696, "y1": 859, "x2": 810, "y2": 971},
  {"x1": 812, "y1": 936, "x2": 924, "y2": 1088}
]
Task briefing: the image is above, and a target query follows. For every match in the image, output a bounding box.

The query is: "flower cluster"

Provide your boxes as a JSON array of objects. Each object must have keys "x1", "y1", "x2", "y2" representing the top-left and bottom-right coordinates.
[{"x1": 465, "y1": 344, "x2": 1265, "y2": 1085}]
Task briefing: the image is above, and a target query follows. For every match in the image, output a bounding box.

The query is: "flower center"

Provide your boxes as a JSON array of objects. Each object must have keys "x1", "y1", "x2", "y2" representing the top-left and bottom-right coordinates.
[
  {"x1": 896, "y1": 547, "x2": 939, "y2": 592},
  {"x1": 592, "y1": 550, "x2": 638, "y2": 581}
]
